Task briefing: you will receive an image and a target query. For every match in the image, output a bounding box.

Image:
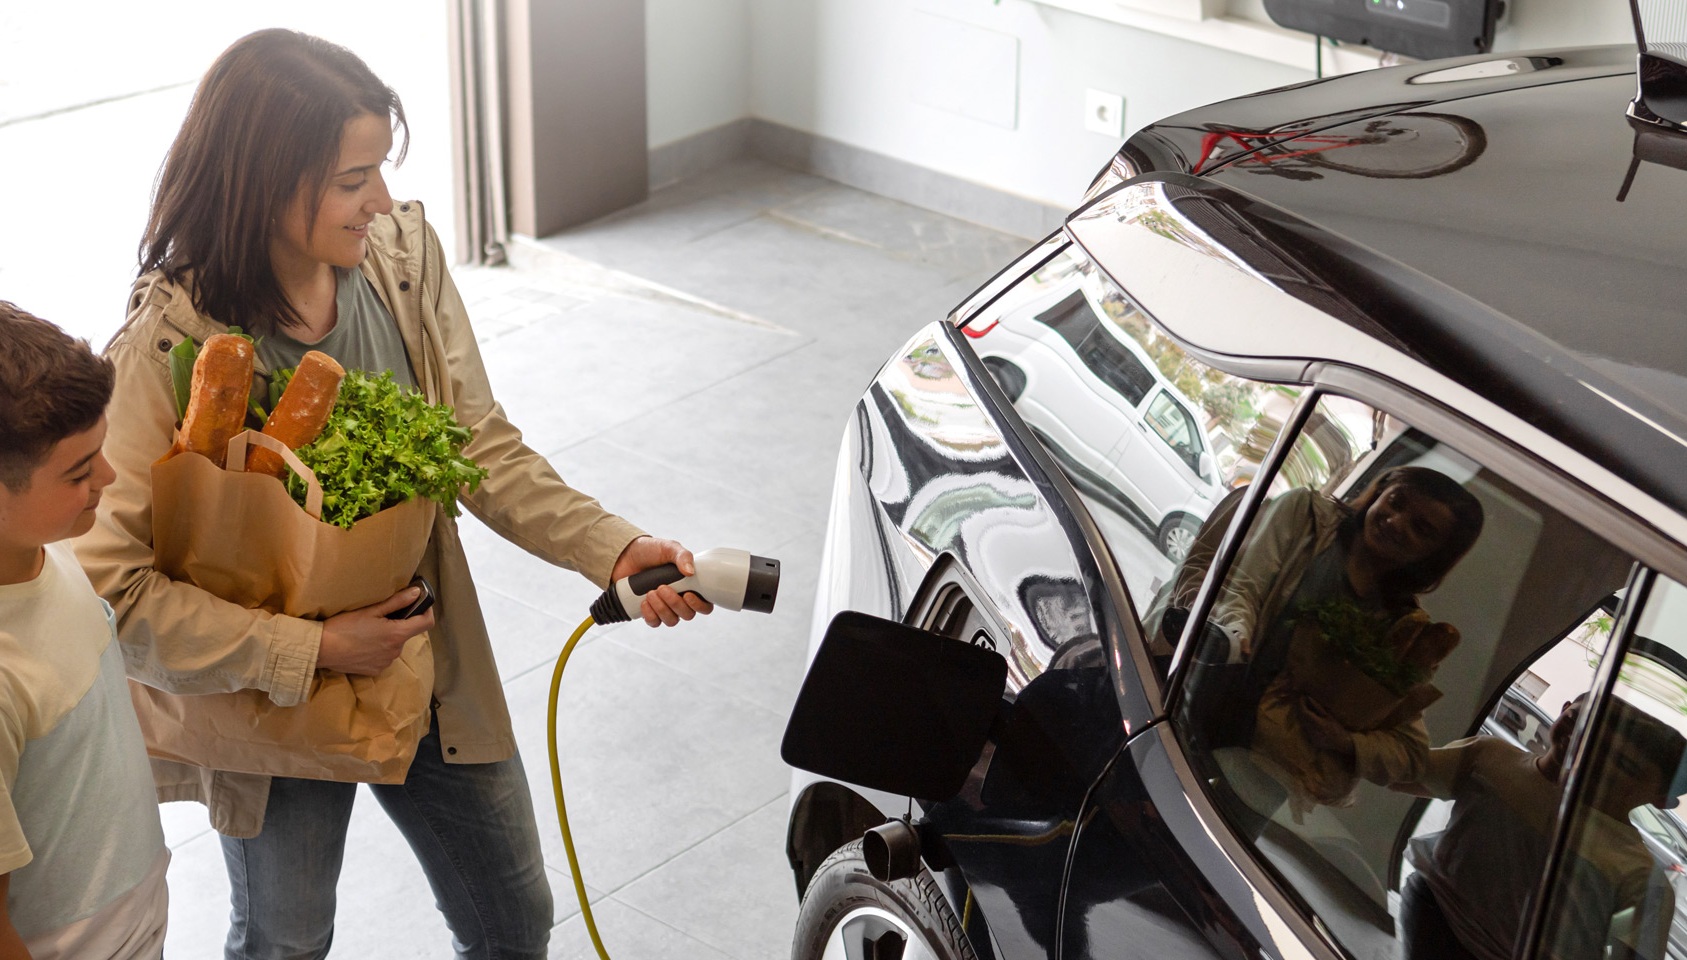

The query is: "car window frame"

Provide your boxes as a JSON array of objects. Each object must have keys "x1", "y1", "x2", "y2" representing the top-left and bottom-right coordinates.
[
  {"x1": 1520, "y1": 564, "x2": 1656, "y2": 960},
  {"x1": 1166, "y1": 366, "x2": 1687, "y2": 692}
]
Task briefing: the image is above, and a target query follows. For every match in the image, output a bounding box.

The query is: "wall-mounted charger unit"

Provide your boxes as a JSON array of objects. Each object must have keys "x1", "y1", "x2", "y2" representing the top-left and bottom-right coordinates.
[{"x1": 1263, "y1": 0, "x2": 1502, "y2": 60}]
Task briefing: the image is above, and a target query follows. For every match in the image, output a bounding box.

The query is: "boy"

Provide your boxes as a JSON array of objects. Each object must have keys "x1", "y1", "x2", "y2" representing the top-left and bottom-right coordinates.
[
  {"x1": 1399, "y1": 693, "x2": 1681, "y2": 960},
  {"x1": 0, "y1": 301, "x2": 166, "y2": 959}
]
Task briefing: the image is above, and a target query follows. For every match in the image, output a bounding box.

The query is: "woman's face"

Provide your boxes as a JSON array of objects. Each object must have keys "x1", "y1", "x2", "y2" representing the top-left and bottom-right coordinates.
[
  {"x1": 1361, "y1": 483, "x2": 1459, "y2": 570},
  {"x1": 272, "y1": 112, "x2": 395, "y2": 275}
]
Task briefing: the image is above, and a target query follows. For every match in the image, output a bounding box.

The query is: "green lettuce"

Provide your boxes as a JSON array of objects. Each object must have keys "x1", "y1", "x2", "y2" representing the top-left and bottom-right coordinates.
[{"x1": 275, "y1": 368, "x2": 489, "y2": 529}]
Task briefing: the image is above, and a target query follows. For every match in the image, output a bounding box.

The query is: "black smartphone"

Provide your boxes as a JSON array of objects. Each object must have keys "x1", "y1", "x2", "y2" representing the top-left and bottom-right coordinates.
[{"x1": 387, "y1": 576, "x2": 435, "y2": 620}]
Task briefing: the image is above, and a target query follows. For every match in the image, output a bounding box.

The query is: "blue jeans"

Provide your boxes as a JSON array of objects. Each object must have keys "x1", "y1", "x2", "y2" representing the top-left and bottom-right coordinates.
[{"x1": 221, "y1": 720, "x2": 553, "y2": 960}]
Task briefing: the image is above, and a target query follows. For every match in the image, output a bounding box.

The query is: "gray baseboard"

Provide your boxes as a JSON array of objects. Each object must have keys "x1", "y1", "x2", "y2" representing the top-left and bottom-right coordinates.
[
  {"x1": 648, "y1": 118, "x2": 1066, "y2": 240},
  {"x1": 648, "y1": 118, "x2": 753, "y2": 191}
]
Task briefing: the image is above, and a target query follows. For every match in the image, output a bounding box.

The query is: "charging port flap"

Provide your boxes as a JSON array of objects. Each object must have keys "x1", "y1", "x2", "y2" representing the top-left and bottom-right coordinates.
[{"x1": 781, "y1": 611, "x2": 1008, "y2": 802}]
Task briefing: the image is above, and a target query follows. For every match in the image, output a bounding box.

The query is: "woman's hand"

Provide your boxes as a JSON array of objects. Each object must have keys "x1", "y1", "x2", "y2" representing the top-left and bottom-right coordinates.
[
  {"x1": 317, "y1": 585, "x2": 437, "y2": 676},
  {"x1": 609, "y1": 536, "x2": 715, "y2": 628},
  {"x1": 1297, "y1": 699, "x2": 1357, "y2": 762}
]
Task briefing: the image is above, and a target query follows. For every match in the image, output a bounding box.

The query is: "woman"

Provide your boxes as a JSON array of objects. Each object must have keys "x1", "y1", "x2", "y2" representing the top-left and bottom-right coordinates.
[
  {"x1": 1204, "y1": 466, "x2": 1485, "y2": 813},
  {"x1": 76, "y1": 29, "x2": 707, "y2": 959}
]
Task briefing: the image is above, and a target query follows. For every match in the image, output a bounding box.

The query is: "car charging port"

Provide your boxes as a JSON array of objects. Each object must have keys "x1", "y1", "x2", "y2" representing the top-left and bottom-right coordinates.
[{"x1": 863, "y1": 818, "x2": 923, "y2": 882}]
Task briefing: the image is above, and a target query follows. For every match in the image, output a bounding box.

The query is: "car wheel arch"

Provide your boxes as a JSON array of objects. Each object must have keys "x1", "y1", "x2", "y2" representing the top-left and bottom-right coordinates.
[{"x1": 787, "y1": 780, "x2": 892, "y2": 898}]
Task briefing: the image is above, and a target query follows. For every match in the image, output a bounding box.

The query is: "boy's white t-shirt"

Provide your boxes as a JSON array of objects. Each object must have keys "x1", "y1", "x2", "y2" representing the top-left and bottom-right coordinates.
[{"x1": 0, "y1": 541, "x2": 167, "y2": 959}]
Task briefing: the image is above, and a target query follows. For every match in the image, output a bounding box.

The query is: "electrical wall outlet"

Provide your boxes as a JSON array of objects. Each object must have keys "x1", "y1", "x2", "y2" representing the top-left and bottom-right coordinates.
[{"x1": 1085, "y1": 88, "x2": 1125, "y2": 138}]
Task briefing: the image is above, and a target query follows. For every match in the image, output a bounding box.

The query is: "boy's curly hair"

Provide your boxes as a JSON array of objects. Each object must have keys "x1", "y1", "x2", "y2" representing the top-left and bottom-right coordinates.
[{"x1": 0, "y1": 301, "x2": 115, "y2": 492}]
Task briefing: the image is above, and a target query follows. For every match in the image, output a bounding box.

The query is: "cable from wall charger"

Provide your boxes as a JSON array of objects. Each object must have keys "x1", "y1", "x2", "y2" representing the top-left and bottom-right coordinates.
[{"x1": 548, "y1": 615, "x2": 612, "y2": 960}]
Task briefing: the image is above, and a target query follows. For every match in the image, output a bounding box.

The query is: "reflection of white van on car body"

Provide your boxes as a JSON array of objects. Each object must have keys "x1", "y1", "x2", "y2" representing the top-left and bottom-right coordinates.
[{"x1": 968, "y1": 281, "x2": 1222, "y2": 561}]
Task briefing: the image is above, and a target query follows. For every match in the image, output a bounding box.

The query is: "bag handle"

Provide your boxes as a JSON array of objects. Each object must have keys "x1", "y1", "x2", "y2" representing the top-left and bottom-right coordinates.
[{"x1": 224, "y1": 430, "x2": 325, "y2": 520}]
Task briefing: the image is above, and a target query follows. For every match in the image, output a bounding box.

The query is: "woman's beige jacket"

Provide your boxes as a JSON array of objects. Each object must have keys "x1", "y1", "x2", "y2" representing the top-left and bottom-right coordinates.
[{"x1": 76, "y1": 202, "x2": 644, "y2": 837}]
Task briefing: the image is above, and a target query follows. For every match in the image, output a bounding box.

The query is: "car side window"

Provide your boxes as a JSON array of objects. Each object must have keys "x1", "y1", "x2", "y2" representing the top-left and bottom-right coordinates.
[
  {"x1": 1175, "y1": 393, "x2": 1634, "y2": 960},
  {"x1": 1539, "y1": 576, "x2": 1687, "y2": 960},
  {"x1": 963, "y1": 243, "x2": 1287, "y2": 641}
]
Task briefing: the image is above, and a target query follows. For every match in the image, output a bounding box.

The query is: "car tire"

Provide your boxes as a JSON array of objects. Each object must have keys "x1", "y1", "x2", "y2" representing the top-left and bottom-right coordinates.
[
  {"x1": 792, "y1": 839, "x2": 978, "y2": 960},
  {"x1": 1157, "y1": 513, "x2": 1201, "y2": 563}
]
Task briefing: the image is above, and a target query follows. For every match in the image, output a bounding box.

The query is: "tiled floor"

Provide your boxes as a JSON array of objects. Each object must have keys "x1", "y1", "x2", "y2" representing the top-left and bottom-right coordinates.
[{"x1": 157, "y1": 159, "x2": 1030, "y2": 958}]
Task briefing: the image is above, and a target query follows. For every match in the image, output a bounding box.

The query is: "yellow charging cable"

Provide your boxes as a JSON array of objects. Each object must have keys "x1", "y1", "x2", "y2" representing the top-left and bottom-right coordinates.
[{"x1": 548, "y1": 615, "x2": 613, "y2": 960}]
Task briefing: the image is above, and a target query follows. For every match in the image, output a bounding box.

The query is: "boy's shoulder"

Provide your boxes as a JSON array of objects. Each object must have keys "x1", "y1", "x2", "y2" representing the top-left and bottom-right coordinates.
[{"x1": 0, "y1": 543, "x2": 117, "y2": 739}]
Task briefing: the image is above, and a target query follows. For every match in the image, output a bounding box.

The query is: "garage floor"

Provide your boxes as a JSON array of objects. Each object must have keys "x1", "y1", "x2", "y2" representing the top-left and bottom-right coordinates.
[{"x1": 158, "y1": 158, "x2": 1031, "y2": 958}]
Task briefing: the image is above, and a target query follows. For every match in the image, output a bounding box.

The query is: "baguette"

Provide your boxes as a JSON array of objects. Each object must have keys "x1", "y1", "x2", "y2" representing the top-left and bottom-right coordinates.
[
  {"x1": 179, "y1": 334, "x2": 255, "y2": 468},
  {"x1": 246, "y1": 351, "x2": 345, "y2": 478}
]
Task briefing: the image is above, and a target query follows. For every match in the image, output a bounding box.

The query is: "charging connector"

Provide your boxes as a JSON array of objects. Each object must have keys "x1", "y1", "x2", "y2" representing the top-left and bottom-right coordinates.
[{"x1": 589, "y1": 547, "x2": 780, "y2": 623}]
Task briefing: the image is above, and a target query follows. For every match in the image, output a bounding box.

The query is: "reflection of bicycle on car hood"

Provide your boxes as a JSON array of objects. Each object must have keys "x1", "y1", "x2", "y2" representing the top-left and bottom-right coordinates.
[
  {"x1": 1184, "y1": 111, "x2": 1488, "y2": 182},
  {"x1": 966, "y1": 279, "x2": 1223, "y2": 562}
]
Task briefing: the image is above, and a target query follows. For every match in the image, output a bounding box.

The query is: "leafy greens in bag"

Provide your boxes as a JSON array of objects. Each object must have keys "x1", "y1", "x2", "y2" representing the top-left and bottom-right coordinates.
[{"x1": 272, "y1": 367, "x2": 489, "y2": 529}]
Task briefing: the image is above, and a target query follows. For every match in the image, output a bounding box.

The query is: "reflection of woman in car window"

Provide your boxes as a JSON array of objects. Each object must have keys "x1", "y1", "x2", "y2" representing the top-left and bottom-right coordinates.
[{"x1": 1208, "y1": 466, "x2": 1485, "y2": 813}]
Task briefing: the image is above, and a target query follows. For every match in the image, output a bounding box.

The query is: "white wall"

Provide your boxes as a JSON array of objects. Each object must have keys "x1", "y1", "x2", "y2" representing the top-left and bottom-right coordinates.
[
  {"x1": 753, "y1": 0, "x2": 1313, "y2": 207},
  {"x1": 0, "y1": 1, "x2": 451, "y2": 348},
  {"x1": 646, "y1": 0, "x2": 752, "y2": 147},
  {"x1": 705, "y1": 0, "x2": 1635, "y2": 210},
  {"x1": 1492, "y1": 0, "x2": 1634, "y2": 49}
]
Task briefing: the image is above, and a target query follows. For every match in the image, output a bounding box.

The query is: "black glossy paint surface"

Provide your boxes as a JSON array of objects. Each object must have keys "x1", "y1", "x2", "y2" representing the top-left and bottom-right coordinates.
[
  {"x1": 830, "y1": 325, "x2": 1147, "y2": 954},
  {"x1": 1203, "y1": 73, "x2": 1687, "y2": 393},
  {"x1": 1064, "y1": 730, "x2": 1273, "y2": 960},
  {"x1": 1115, "y1": 56, "x2": 1687, "y2": 519},
  {"x1": 1124, "y1": 47, "x2": 1631, "y2": 177}
]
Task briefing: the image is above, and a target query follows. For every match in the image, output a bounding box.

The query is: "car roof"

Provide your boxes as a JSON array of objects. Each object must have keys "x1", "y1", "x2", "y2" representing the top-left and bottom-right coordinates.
[{"x1": 1110, "y1": 45, "x2": 1687, "y2": 522}]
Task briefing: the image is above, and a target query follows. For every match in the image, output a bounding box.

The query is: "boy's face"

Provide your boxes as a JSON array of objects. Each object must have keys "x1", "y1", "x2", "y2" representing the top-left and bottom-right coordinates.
[{"x1": 0, "y1": 416, "x2": 115, "y2": 551}]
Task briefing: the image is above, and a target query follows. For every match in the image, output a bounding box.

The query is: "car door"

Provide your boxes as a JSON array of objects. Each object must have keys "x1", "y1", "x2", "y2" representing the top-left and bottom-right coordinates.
[{"x1": 1061, "y1": 386, "x2": 1650, "y2": 960}]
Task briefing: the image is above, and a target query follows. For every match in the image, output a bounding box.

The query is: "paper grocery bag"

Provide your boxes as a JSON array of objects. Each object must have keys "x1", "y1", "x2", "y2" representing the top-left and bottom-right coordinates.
[{"x1": 133, "y1": 430, "x2": 438, "y2": 784}]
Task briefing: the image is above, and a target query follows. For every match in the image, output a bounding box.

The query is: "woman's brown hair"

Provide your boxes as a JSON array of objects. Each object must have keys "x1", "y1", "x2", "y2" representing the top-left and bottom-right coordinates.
[{"x1": 138, "y1": 29, "x2": 408, "y2": 333}]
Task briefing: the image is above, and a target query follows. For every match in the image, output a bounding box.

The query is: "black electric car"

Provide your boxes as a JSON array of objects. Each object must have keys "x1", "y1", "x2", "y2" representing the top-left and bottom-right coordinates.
[{"x1": 781, "y1": 19, "x2": 1687, "y2": 960}]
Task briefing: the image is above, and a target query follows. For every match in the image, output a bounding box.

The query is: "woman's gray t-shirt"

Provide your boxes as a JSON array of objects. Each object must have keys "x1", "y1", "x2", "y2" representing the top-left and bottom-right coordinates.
[{"x1": 257, "y1": 268, "x2": 415, "y2": 389}]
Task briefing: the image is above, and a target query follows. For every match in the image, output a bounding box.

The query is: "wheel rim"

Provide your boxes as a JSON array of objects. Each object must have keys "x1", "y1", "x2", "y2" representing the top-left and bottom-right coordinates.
[
  {"x1": 820, "y1": 905, "x2": 943, "y2": 960},
  {"x1": 1164, "y1": 523, "x2": 1196, "y2": 562}
]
